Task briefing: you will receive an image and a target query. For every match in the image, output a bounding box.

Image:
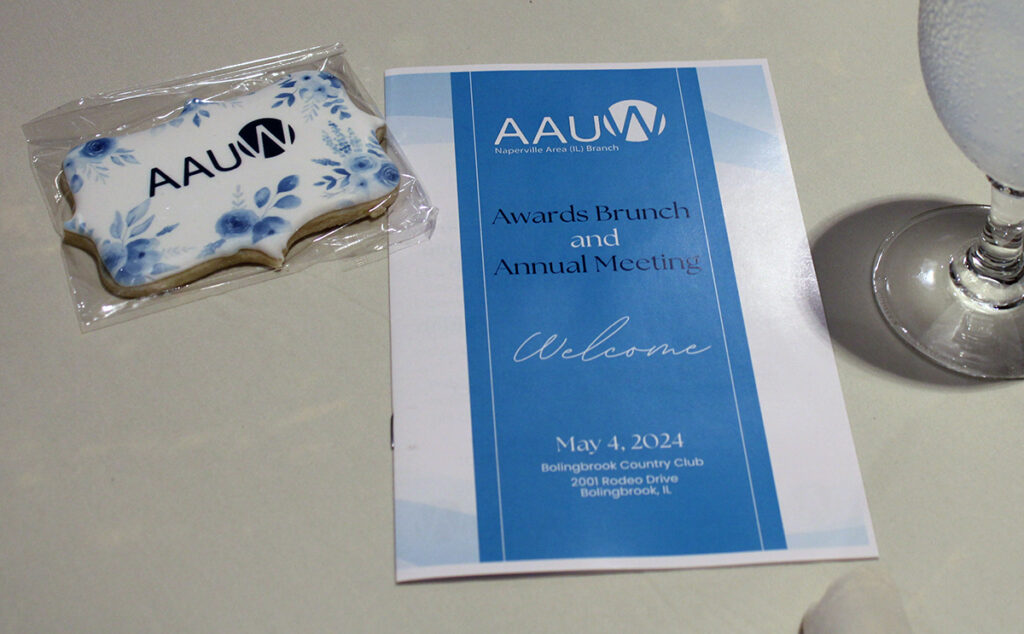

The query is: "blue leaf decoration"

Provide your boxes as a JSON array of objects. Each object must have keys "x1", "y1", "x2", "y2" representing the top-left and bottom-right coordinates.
[
  {"x1": 111, "y1": 212, "x2": 124, "y2": 240},
  {"x1": 273, "y1": 195, "x2": 301, "y2": 209},
  {"x1": 129, "y1": 214, "x2": 155, "y2": 238},
  {"x1": 198, "y1": 239, "x2": 225, "y2": 258},
  {"x1": 254, "y1": 187, "x2": 271, "y2": 209},
  {"x1": 150, "y1": 262, "x2": 178, "y2": 275},
  {"x1": 274, "y1": 93, "x2": 296, "y2": 107},
  {"x1": 277, "y1": 175, "x2": 299, "y2": 193},
  {"x1": 126, "y1": 199, "x2": 150, "y2": 227},
  {"x1": 156, "y1": 223, "x2": 179, "y2": 237}
]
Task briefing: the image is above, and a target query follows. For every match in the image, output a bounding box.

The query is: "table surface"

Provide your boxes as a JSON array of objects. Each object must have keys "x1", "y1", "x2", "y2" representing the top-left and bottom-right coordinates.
[{"x1": 2, "y1": 2, "x2": 1021, "y2": 632}]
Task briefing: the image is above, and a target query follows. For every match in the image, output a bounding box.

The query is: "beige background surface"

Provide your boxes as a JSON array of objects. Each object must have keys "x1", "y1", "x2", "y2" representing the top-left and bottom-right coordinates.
[{"x1": 1, "y1": 2, "x2": 1021, "y2": 632}]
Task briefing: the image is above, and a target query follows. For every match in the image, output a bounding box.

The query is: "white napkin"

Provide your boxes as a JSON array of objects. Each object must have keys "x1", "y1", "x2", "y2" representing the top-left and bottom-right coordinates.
[{"x1": 802, "y1": 567, "x2": 913, "y2": 633}]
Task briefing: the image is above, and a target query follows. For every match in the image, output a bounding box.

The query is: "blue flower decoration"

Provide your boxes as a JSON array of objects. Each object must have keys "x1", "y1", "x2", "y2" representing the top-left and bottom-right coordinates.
[
  {"x1": 80, "y1": 138, "x2": 115, "y2": 159},
  {"x1": 215, "y1": 209, "x2": 260, "y2": 237},
  {"x1": 314, "y1": 126, "x2": 399, "y2": 197},
  {"x1": 253, "y1": 216, "x2": 288, "y2": 242},
  {"x1": 272, "y1": 72, "x2": 350, "y2": 121},
  {"x1": 351, "y1": 155, "x2": 377, "y2": 172},
  {"x1": 101, "y1": 242, "x2": 127, "y2": 272},
  {"x1": 66, "y1": 198, "x2": 179, "y2": 287},
  {"x1": 375, "y1": 163, "x2": 400, "y2": 187},
  {"x1": 63, "y1": 138, "x2": 137, "y2": 192},
  {"x1": 121, "y1": 238, "x2": 161, "y2": 277},
  {"x1": 318, "y1": 71, "x2": 343, "y2": 89},
  {"x1": 206, "y1": 176, "x2": 298, "y2": 254}
]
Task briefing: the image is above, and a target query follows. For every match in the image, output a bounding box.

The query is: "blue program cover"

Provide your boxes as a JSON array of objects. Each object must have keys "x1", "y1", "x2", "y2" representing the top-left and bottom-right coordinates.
[{"x1": 387, "y1": 62, "x2": 875, "y2": 581}]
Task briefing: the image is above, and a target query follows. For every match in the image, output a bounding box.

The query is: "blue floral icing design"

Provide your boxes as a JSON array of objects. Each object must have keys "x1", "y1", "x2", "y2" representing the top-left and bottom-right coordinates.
[
  {"x1": 375, "y1": 163, "x2": 400, "y2": 188},
  {"x1": 81, "y1": 138, "x2": 115, "y2": 159},
  {"x1": 63, "y1": 137, "x2": 138, "y2": 193},
  {"x1": 313, "y1": 122, "x2": 398, "y2": 197},
  {"x1": 169, "y1": 98, "x2": 221, "y2": 128},
  {"x1": 59, "y1": 73, "x2": 402, "y2": 296},
  {"x1": 201, "y1": 176, "x2": 299, "y2": 257},
  {"x1": 272, "y1": 71, "x2": 351, "y2": 122},
  {"x1": 64, "y1": 199, "x2": 179, "y2": 286},
  {"x1": 215, "y1": 209, "x2": 260, "y2": 238}
]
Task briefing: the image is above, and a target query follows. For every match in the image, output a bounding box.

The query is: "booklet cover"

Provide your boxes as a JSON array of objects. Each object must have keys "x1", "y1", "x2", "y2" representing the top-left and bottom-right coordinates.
[{"x1": 386, "y1": 61, "x2": 875, "y2": 582}]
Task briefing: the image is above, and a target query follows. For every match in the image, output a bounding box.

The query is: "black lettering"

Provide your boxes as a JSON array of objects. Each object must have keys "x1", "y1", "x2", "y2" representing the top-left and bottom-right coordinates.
[
  {"x1": 207, "y1": 144, "x2": 242, "y2": 172},
  {"x1": 149, "y1": 167, "x2": 180, "y2": 197},
  {"x1": 182, "y1": 156, "x2": 215, "y2": 187}
]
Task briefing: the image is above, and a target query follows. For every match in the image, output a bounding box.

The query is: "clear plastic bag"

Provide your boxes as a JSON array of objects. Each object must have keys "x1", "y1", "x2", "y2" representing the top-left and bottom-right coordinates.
[{"x1": 23, "y1": 43, "x2": 436, "y2": 331}]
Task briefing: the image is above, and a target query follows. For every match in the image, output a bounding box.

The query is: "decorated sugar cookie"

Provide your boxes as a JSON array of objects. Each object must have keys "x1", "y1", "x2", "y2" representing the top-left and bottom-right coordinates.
[{"x1": 61, "y1": 71, "x2": 400, "y2": 297}]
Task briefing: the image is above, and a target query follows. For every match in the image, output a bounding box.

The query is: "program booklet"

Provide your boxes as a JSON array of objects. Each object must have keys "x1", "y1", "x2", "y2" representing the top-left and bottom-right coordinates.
[{"x1": 386, "y1": 61, "x2": 876, "y2": 582}]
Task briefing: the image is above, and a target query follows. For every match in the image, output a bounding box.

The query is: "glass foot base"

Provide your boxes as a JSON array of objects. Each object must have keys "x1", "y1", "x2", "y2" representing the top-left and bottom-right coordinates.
[{"x1": 872, "y1": 205, "x2": 1024, "y2": 379}]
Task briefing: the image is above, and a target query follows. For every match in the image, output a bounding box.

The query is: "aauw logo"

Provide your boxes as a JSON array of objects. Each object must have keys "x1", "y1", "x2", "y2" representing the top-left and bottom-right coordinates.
[
  {"x1": 149, "y1": 118, "x2": 297, "y2": 197},
  {"x1": 493, "y1": 99, "x2": 666, "y2": 146},
  {"x1": 237, "y1": 118, "x2": 297, "y2": 159},
  {"x1": 602, "y1": 100, "x2": 666, "y2": 142}
]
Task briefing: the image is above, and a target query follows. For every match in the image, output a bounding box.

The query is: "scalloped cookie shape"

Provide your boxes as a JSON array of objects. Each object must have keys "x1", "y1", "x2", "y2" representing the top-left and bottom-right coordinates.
[{"x1": 61, "y1": 71, "x2": 400, "y2": 298}]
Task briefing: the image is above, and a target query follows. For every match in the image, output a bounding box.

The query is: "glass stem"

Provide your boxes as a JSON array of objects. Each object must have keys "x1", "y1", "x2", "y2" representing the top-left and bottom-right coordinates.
[
  {"x1": 948, "y1": 178, "x2": 1024, "y2": 309},
  {"x1": 968, "y1": 178, "x2": 1024, "y2": 284}
]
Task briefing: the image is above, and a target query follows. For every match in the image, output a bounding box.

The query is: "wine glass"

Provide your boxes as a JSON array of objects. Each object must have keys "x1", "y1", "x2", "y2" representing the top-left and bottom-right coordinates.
[{"x1": 873, "y1": 0, "x2": 1024, "y2": 378}]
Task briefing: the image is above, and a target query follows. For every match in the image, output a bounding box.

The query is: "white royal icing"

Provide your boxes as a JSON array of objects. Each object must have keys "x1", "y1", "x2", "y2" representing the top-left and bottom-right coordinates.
[{"x1": 62, "y1": 71, "x2": 400, "y2": 291}]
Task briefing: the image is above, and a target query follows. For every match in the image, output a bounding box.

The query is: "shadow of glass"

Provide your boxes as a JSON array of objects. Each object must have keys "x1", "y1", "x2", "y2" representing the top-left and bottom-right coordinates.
[{"x1": 809, "y1": 197, "x2": 986, "y2": 386}]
